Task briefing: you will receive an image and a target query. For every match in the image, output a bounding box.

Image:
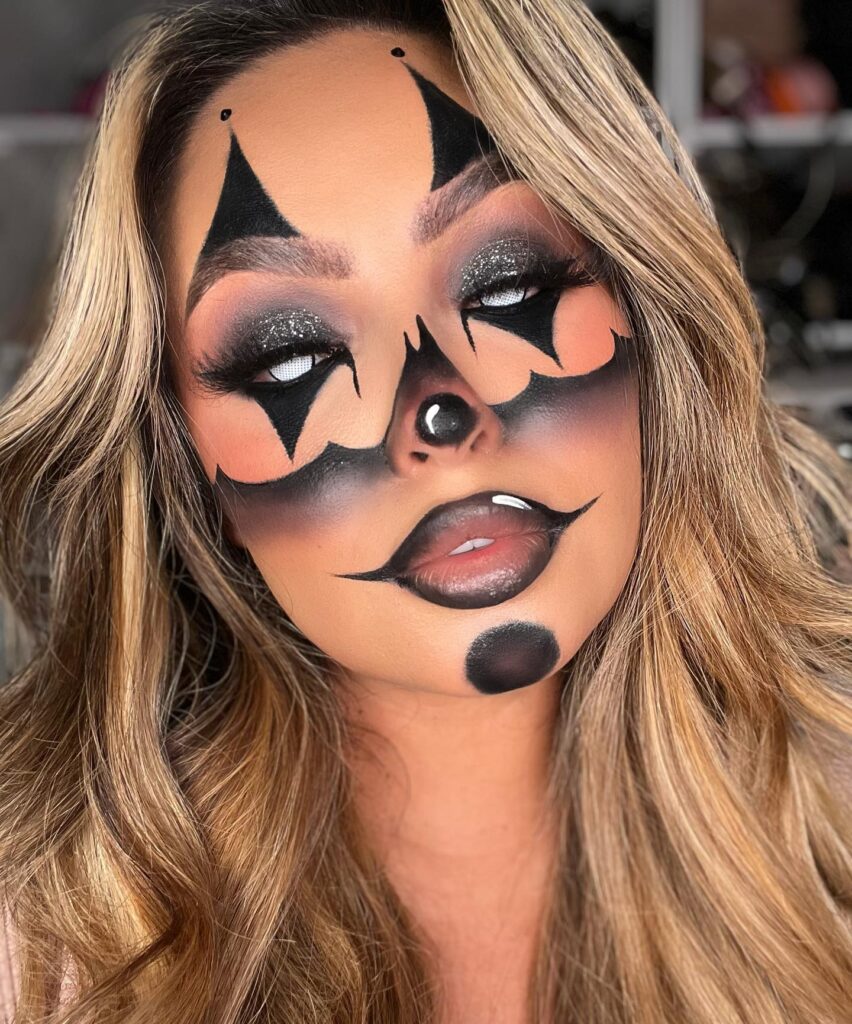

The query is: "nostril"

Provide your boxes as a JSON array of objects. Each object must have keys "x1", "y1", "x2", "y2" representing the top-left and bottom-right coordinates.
[{"x1": 415, "y1": 392, "x2": 477, "y2": 446}]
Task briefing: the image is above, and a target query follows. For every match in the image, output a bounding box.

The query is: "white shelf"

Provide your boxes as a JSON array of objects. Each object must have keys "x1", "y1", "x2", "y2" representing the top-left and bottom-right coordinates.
[
  {"x1": 767, "y1": 360, "x2": 852, "y2": 414},
  {"x1": 653, "y1": 0, "x2": 852, "y2": 155},
  {"x1": 687, "y1": 112, "x2": 852, "y2": 153},
  {"x1": 0, "y1": 114, "x2": 93, "y2": 150}
]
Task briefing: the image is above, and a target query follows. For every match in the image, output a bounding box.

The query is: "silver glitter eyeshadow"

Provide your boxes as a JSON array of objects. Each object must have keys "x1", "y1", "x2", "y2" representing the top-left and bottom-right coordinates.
[
  {"x1": 251, "y1": 309, "x2": 327, "y2": 349},
  {"x1": 458, "y1": 237, "x2": 542, "y2": 297}
]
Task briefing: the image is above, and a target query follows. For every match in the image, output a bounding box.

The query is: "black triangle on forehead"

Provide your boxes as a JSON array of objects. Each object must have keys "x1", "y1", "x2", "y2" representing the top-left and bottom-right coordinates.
[
  {"x1": 199, "y1": 130, "x2": 300, "y2": 259},
  {"x1": 401, "y1": 62, "x2": 497, "y2": 192}
]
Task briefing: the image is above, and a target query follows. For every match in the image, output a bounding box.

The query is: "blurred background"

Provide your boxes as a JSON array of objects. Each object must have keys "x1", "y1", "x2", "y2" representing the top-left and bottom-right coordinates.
[{"x1": 1, "y1": 0, "x2": 851, "y2": 672}]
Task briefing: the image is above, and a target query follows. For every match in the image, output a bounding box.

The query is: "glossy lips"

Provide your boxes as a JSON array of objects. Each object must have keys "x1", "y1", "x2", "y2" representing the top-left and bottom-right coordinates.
[{"x1": 337, "y1": 490, "x2": 599, "y2": 608}]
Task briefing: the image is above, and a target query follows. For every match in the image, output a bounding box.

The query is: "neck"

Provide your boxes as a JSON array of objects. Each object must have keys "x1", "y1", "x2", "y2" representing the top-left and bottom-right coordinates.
[{"x1": 338, "y1": 668, "x2": 563, "y2": 888}]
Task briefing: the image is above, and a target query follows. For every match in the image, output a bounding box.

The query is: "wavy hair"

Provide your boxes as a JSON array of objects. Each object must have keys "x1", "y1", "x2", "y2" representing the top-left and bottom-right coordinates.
[{"x1": 1, "y1": 1, "x2": 851, "y2": 1021}]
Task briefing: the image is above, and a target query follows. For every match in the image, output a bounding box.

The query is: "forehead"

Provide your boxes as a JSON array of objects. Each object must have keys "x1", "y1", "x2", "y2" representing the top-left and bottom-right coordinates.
[{"x1": 168, "y1": 27, "x2": 478, "y2": 306}]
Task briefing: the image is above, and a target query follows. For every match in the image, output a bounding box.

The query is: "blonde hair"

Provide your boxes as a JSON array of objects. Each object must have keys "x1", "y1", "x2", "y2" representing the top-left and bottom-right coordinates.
[{"x1": 1, "y1": 1, "x2": 851, "y2": 1021}]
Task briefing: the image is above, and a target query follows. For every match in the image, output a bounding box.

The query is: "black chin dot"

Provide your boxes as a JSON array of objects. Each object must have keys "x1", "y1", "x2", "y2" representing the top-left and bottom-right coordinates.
[
  {"x1": 220, "y1": 108, "x2": 232, "y2": 121},
  {"x1": 465, "y1": 621, "x2": 560, "y2": 695},
  {"x1": 391, "y1": 46, "x2": 405, "y2": 57}
]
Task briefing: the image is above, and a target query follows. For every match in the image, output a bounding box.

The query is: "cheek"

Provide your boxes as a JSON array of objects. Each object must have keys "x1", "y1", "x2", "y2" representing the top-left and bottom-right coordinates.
[
  {"x1": 476, "y1": 283, "x2": 637, "y2": 453},
  {"x1": 180, "y1": 370, "x2": 395, "y2": 541},
  {"x1": 239, "y1": 370, "x2": 641, "y2": 695},
  {"x1": 556, "y1": 284, "x2": 623, "y2": 376},
  {"x1": 181, "y1": 392, "x2": 291, "y2": 484}
]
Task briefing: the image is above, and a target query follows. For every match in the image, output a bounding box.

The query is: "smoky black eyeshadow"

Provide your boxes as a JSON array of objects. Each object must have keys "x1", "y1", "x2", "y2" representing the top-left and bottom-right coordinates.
[
  {"x1": 453, "y1": 235, "x2": 578, "y2": 303},
  {"x1": 194, "y1": 305, "x2": 347, "y2": 390}
]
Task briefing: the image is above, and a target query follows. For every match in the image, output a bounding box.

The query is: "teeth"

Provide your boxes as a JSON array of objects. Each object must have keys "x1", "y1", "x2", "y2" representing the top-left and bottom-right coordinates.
[
  {"x1": 491, "y1": 493, "x2": 533, "y2": 510},
  {"x1": 448, "y1": 537, "x2": 495, "y2": 556}
]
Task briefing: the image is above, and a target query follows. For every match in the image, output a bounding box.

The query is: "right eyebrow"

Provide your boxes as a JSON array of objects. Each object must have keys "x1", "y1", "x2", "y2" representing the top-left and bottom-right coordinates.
[{"x1": 184, "y1": 236, "x2": 353, "y2": 320}]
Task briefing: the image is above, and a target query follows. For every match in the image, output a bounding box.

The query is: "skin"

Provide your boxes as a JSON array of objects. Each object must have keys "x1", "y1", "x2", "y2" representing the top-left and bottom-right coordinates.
[{"x1": 165, "y1": 26, "x2": 642, "y2": 1022}]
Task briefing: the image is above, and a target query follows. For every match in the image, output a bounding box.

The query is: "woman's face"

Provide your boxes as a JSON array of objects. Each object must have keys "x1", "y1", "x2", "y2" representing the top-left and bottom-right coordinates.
[{"x1": 167, "y1": 27, "x2": 642, "y2": 697}]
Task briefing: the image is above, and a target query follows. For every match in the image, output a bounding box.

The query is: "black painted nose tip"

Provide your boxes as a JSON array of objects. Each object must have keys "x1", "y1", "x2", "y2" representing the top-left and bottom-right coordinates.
[{"x1": 415, "y1": 392, "x2": 477, "y2": 446}]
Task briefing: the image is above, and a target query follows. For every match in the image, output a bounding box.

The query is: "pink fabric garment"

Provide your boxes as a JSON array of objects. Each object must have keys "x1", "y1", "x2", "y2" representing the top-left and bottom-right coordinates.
[
  {"x1": 0, "y1": 904, "x2": 19, "y2": 1024},
  {"x1": 0, "y1": 906, "x2": 78, "y2": 1021}
]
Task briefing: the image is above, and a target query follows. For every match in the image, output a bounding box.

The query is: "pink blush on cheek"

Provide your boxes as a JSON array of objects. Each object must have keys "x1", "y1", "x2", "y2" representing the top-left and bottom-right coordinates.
[
  {"x1": 554, "y1": 286, "x2": 628, "y2": 376},
  {"x1": 183, "y1": 392, "x2": 294, "y2": 484}
]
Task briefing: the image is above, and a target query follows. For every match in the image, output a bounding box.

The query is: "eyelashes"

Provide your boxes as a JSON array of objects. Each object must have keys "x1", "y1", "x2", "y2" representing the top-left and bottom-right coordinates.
[
  {"x1": 194, "y1": 254, "x2": 591, "y2": 397},
  {"x1": 464, "y1": 258, "x2": 590, "y2": 314},
  {"x1": 194, "y1": 311, "x2": 349, "y2": 396}
]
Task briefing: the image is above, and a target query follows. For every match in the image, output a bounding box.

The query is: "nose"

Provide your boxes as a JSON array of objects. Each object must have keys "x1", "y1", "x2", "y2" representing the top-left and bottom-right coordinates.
[
  {"x1": 387, "y1": 387, "x2": 503, "y2": 475},
  {"x1": 384, "y1": 318, "x2": 504, "y2": 476},
  {"x1": 415, "y1": 392, "x2": 478, "y2": 447}
]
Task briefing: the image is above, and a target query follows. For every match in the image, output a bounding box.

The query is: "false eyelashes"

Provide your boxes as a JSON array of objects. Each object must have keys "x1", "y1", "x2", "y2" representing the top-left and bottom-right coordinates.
[
  {"x1": 456, "y1": 237, "x2": 582, "y2": 300},
  {"x1": 463, "y1": 257, "x2": 591, "y2": 311},
  {"x1": 193, "y1": 247, "x2": 591, "y2": 397},
  {"x1": 195, "y1": 309, "x2": 350, "y2": 395}
]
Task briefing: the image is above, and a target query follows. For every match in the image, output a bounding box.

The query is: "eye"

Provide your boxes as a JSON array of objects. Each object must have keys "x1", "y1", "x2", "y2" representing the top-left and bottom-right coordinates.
[
  {"x1": 193, "y1": 305, "x2": 354, "y2": 398},
  {"x1": 475, "y1": 281, "x2": 541, "y2": 308},
  {"x1": 259, "y1": 346, "x2": 340, "y2": 386}
]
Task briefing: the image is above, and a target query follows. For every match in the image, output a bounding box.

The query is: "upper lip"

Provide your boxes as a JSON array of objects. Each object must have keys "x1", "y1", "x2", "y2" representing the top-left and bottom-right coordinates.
[{"x1": 338, "y1": 489, "x2": 594, "y2": 582}]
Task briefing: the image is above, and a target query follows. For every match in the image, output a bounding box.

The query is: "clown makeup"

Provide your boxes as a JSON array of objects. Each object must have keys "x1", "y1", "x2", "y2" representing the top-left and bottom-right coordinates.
[{"x1": 168, "y1": 27, "x2": 642, "y2": 697}]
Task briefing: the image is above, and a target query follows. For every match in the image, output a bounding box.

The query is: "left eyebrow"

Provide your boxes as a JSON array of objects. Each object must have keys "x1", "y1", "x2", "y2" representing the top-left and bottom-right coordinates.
[{"x1": 410, "y1": 149, "x2": 517, "y2": 245}]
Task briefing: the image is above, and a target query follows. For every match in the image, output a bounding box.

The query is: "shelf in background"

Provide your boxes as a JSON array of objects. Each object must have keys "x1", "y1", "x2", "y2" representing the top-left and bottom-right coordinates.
[
  {"x1": 686, "y1": 111, "x2": 852, "y2": 153},
  {"x1": 0, "y1": 114, "x2": 93, "y2": 151}
]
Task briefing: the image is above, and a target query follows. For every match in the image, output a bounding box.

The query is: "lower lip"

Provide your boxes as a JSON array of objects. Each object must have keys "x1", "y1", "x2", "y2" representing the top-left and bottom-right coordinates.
[{"x1": 398, "y1": 528, "x2": 557, "y2": 609}]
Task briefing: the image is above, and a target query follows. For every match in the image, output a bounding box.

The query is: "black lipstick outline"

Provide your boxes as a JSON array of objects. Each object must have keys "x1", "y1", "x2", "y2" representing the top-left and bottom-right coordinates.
[{"x1": 334, "y1": 490, "x2": 599, "y2": 608}]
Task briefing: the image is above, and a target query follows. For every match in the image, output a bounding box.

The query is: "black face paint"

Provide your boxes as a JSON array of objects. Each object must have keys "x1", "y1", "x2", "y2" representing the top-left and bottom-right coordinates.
[
  {"x1": 394, "y1": 313, "x2": 467, "y2": 398},
  {"x1": 215, "y1": 441, "x2": 388, "y2": 523},
  {"x1": 464, "y1": 621, "x2": 560, "y2": 694},
  {"x1": 211, "y1": 322, "x2": 635, "y2": 534},
  {"x1": 220, "y1": 108, "x2": 232, "y2": 121},
  {"x1": 199, "y1": 131, "x2": 300, "y2": 259},
  {"x1": 195, "y1": 307, "x2": 361, "y2": 462},
  {"x1": 246, "y1": 342, "x2": 359, "y2": 461},
  {"x1": 462, "y1": 286, "x2": 565, "y2": 368},
  {"x1": 211, "y1": 311, "x2": 479, "y2": 525},
  {"x1": 455, "y1": 239, "x2": 594, "y2": 361},
  {"x1": 400, "y1": 61, "x2": 497, "y2": 191},
  {"x1": 390, "y1": 46, "x2": 405, "y2": 57}
]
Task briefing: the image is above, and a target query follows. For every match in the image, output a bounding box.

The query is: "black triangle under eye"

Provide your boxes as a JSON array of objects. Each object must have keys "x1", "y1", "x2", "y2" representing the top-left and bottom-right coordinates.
[
  {"x1": 248, "y1": 355, "x2": 343, "y2": 461},
  {"x1": 200, "y1": 131, "x2": 300, "y2": 258},
  {"x1": 461, "y1": 288, "x2": 564, "y2": 368},
  {"x1": 402, "y1": 62, "x2": 497, "y2": 192}
]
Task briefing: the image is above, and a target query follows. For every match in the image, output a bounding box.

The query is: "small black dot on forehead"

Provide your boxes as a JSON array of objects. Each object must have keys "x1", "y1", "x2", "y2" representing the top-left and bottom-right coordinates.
[
  {"x1": 220, "y1": 108, "x2": 232, "y2": 121},
  {"x1": 390, "y1": 47, "x2": 405, "y2": 57}
]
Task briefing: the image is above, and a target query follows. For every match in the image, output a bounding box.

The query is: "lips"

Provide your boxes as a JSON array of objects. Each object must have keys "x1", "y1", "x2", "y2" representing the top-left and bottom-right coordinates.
[{"x1": 336, "y1": 490, "x2": 599, "y2": 609}]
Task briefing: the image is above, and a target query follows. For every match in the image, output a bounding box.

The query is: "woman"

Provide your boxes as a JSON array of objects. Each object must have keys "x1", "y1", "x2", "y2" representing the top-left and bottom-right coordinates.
[{"x1": 0, "y1": 0, "x2": 850, "y2": 1021}]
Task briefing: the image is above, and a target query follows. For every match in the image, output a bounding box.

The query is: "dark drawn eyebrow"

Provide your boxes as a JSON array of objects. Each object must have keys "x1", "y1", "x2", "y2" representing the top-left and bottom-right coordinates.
[
  {"x1": 185, "y1": 236, "x2": 353, "y2": 319},
  {"x1": 184, "y1": 150, "x2": 518, "y2": 321},
  {"x1": 409, "y1": 147, "x2": 517, "y2": 245}
]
